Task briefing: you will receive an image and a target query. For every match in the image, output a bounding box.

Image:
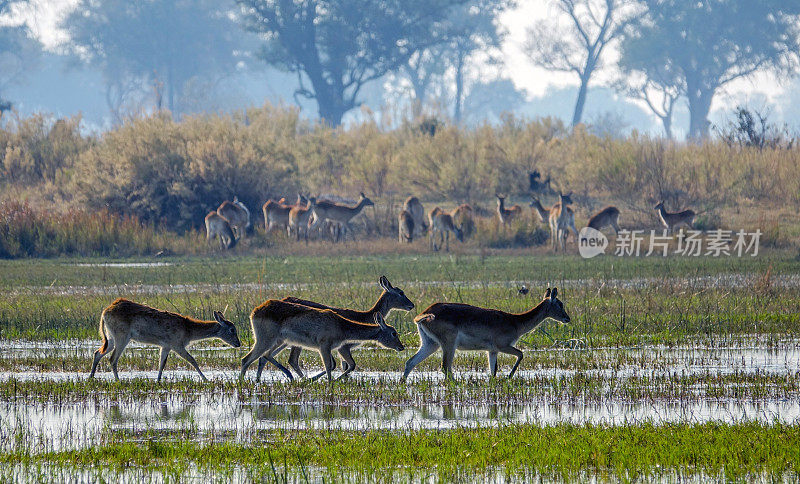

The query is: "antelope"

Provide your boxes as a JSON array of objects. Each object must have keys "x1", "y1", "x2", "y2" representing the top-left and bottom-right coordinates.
[
  {"x1": 587, "y1": 206, "x2": 621, "y2": 234},
  {"x1": 428, "y1": 207, "x2": 463, "y2": 252},
  {"x1": 288, "y1": 195, "x2": 312, "y2": 242},
  {"x1": 263, "y1": 194, "x2": 304, "y2": 235},
  {"x1": 240, "y1": 300, "x2": 404, "y2": 382},
  {"x1": 549, "y1": 192, "x2": 578, "y2": 252},
  {"x1": 398, "y1": 210, "x2": 415, "y2": 243},
  {"x1": 450, "y1": 204, "x2": 474, "y2": 237},
  {"x1": 256, "y1": 276, "x2": 415, "y2": 381},
  {"x1": 217, "y1": 197, "x2": 251, "y2": 239},
  {"x1": 308, "y1": 192, "x2": 374, "y2": 243},
  {"x1": 402, "y1": 196, "x2": 427, "y2": 237},
  {"x1": 654, "y1": 201, "x2": 695, "y2": 234},
  {"x1": 205, "y1": 211, "x2": 237, "y2": 249},
  {"x1": 402, "y1": 287, "x2": 570, "y2": 380},
  {"x1": 496, "y1": 194, "x2": 523, "y2": 229},
  {"x1": 89, "y1": 298, "x2": 241, "y2": 381},
  {"x1": 529, "y1": 197, "x2": 550, "y2": 223}
]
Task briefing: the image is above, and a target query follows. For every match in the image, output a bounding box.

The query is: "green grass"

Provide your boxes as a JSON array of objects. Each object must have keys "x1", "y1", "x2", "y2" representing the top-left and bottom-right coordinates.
[
  {"x1": 0, "y1": 250, "x2": 796, "y2": 288},
  {"x1": 2, "y1": 423, "x2": 798, "y2": 481}
]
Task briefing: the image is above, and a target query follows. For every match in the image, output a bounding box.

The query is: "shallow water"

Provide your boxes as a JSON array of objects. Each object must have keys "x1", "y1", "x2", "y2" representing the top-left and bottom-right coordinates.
[{"x1": 72, "y1": 262, "x2": 174, "y2": 268}]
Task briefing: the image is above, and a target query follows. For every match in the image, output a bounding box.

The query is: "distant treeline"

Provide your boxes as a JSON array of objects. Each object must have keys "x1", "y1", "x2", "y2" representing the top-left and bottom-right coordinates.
[{"x1": 1, "y1": 106, "x2": 799, "y2": 234}]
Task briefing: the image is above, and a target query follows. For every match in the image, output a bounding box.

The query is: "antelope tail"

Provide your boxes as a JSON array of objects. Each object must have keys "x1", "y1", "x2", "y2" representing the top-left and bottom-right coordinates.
[
  {"x1": 98, "y1": 314, "x2": 109, "y2": 354},
  {"x1": 413, "y1": 313, "x2": 435, "y2": 324}
]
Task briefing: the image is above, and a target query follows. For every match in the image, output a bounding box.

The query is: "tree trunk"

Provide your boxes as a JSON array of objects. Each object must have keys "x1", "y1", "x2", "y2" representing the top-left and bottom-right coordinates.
[
  {"x1": 687, "y1": 88, "x2": 713, "y2": 140},
  {"x1": 572, "y1": 73, "x2": 590, "y2": 127},
  {"x1": 317, "y1": 96, "x2": 346, "y2": 127},
  {"x1": 661, "y1": 115, "x2": 672, "y2": 140},
  {"x1": 453, "y1": 48, "x2": 465, "y2": 124}
]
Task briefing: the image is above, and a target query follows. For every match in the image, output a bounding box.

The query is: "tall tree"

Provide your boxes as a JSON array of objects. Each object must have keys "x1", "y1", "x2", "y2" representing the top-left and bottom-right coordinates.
[
  {"x1": 397, "y1": 0, "x2": 510, "y2": 122},
  {"x1": 620, "y1": 0, "x2": 800, "y2": 140},
  {"x1": 524, "y1": 0, "x2": 637, "y2": 127},
  {"x1": 61, "y1": 0, "x2": 242, "y2": 119},
  {"x1": 613, "y1": 67, "x2": 681, "y2": 139},
  {"x1": 0, "y1": 0, "x2": 40, "y2": 113},
  {"x1": 238, "y1": 0, "x2": 465, "y2": 126}
]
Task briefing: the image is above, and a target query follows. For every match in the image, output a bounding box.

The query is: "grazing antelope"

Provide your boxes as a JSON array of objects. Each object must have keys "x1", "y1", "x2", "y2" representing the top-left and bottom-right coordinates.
[
  {"x1": 205, "y1": 211, "x2": 237, "y2": 249},
  {"x1": 450, "y1": 204, "x2": 474, "y2": 238},
  {"x1": 217, "y1": 197, "x2": 251, "y2": 239},
  {"x1": 308, "y1": 192, "x2": 374, "y2": 243},
  {"x1": 402, "y1": 287, "x2": 570, "y2": 380},
  {"x1": 654, "y1": 201, "x2": 695, "y2": 234},
  {"x1": 496, "y1": 194, "x2": 523, "y2": 229},
  {"x1": 398, "y1": 210, "x2": 415, "y2": 243},
  {"x1": 587, "y1": 206, "x2": 621, "y2": 234},
  {"x1": 549, "y1": 192, "x2": 578, "y2": 252},
  {"x1": 428, "y1": 207, "x2": 464, "y2": 252},
  {"x1": 89, "y1": 298, "x2": 241, "y2": 381},
  {"x1": 240, "y1": 300, "x2": 404, "y2": 382},
  {"x1": 257, "y1": 276, "x2": 415, "y2": 381},
  {"x1": 402, "y1": 196, "x2": 428, "y2": 237}
]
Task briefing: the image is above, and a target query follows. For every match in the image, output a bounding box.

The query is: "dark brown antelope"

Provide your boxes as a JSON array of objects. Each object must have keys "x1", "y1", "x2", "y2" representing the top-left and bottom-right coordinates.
[
  {"x1": 205, "y1": 211, "x2": 237, "y2": 249},
  {"x1": 89, "y1": 298, "x2": 241, "y2": 381},
  {"x1": 255, "y1": 276, "x2": 415, "y2": 381},
  {"x1": 402, "y1": 196, "x2": 427, "y2": 237},
  {"x1": 240, "y1": 300, "x2": 404, "y2": 382},
  {"x1": 217, "y1": 197, "x2": 251, "y2": 239},
  {"x1": 428, "y1": 207, "x2": 463, "y2": 252},
  {"x1": 587, "y1": 206, "x2": 621, "y2": 234},
  {"x1": 654, "y1": 201, "x2": 695, "y2": 234},
  {"x1": 398, "y1": 210, "x2": 415, "y2": 243},
  {"x1": 402, "y1": 288, "x2": 570, "y2": 380}
]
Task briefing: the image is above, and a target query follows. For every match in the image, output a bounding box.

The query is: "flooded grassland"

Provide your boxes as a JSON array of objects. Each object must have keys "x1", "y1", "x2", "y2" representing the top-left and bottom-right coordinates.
[{"x1": 1, "y1": 254, "x2": 799, "y2": 481}]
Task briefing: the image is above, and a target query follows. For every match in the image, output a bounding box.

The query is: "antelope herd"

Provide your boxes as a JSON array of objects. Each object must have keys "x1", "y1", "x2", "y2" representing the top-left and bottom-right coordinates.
[
  {"x1": 88, "y1": 278, "x2": 571, "y2": 383},
  {"x1": 207, "y1": 189, "x2": 697, "y2": 253}
]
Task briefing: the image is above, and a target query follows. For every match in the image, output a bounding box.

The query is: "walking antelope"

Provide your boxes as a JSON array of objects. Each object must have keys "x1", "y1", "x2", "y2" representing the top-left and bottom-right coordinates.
[
  {"x1": 205, "y1": 211, "x2": 237, "y2": 249},
  {"x1": 402, "y1": 287, "x2": 570, "y2": 380},
  {"x1": 240, "y1": 300, "x2": 404, "y2": 382},
  {"x1": 89, "y1": 298, "x2": 241, "y2": 381},
  {"x1": 402, "y1": 196, "x2": 427, "y2": 237},
  {"x1": 587, "y1": 206, "x2": 621, "y2": 234},
  {"x1": 217, "y1": 197, "x2": 251, "y2": 239},
  {"x1": 496, "y1": 194, "x2": 523, "y2": 228},
  {"x1": 398, "y1": 210, "x2": 415, "y2": 243},
  {"x1": 255, "y1": 276, "x2": 415, "y2": 381},
  {"x1": 654, "y1": 201, "x2": 695, "y2": 234},
  {"x1": 549, "y1": 192, "x2": 578, "y2": 252},
  {"x1": 308, "y1": 192, "x2": 374, "y2": 243},
  {"x1": 428, "y1": 207, "x2": 464, "y2": 252}
]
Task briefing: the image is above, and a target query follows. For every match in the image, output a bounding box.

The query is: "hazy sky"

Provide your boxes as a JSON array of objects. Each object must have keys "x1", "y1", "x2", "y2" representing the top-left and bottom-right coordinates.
[{"x1": 13, "y1": 0, "x2": 793, "y2": 127}]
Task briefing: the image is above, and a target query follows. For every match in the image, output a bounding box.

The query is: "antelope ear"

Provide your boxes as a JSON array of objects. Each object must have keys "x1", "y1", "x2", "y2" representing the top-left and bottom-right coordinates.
[
  {"x1": 374, "y1": 313, "x2": 387, "y2": 329},
  {"x1": 379, "y1": 275, "x2": 392, "y2": 290},
  {"x1": 213, "y1": 311, "x2": 226, "y2": 324},
  {"x1": 544, "y1": 288, "x2": 551, "y2": 299},
  {"x1": 550, "y1": 287, "x2": 558, "y2": 300}
]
